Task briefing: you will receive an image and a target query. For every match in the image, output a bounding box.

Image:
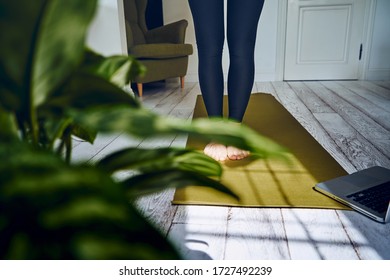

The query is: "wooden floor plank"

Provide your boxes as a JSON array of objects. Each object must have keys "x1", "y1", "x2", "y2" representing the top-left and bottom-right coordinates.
[
  {"x1": 134, "y1": 188, "x2": 178, "y2": 236},
  {"x1": 314, "y1": 113, "x2": 390, "y2": 169},
  {"x1": 365, "y1": 81, "x2": 390, "y2": 98},
  {"x1": 256, "y1": 81, "x2": 280, "y2": 101},
  {"x1": 87, "y1": 133, "x2": 141, "y2": 164},
  {"x1": 167, "y1": 223, "x2": 226, "y2": 260},
  {"x1": 152, "y1": 89, "x2": 190, "y2": 116},
  {"x1": 169, "y1": 206, "x2": 229, "y2": 260},
  {"x1": 288, "y1": 81, "x2": 335, "y2": 114},
  {"x1": 282, "y1": 209, "x2": 359, "y2": 260},
  {"x1": 173, "y1": 82, "x2": 200, "y2": 111},
  {"x1": 336, "y1": 81, "x2": 390, "y2": 113},
  {"x1": 373, "y1": 80, "x2": 390, "y2": 91},
  {"x1": 336, "y1": 211, "x2": 390, "y2": 260},
  {"x1": 306, "y1": 82, "x2": 390, "y2": 159},
  {"x1": 127, "y1": 135, "x2": 181, "y2": 233},
  {"x1": 271, "y1": 81, "x2": 356, "y2": 173},
  {"x1": 224, "y1": 208, "x2": 290, "y2": 260},
  {"x1": 137, "y1": 82, "x2": 178, "y2": 107},
  {"x1": 322, "y1": 81, "x2": 390, "y2": 131},
  {"x1": 71, "y1": 132, "x2": 121, "y2": 163}
]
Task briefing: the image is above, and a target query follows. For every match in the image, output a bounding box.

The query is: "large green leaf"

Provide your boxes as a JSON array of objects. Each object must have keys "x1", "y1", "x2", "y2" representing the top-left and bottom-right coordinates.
[
  {"x1": 32, "y1": 0, "x2": 98, "y2": 108},
  {"x1": 98, "y1": 147, "x2": 223, "y2": 177},
  {"x1": 41, "y1": 73, "x2": 140, "y2": 113},
  {"x1": 0, "y1": 143, "x2": 180, "y2": 259},
  {"x1": 81, "y1": 49, "x2": 146, "y2": 87},
  {"x1": 69, "y1": 123, "x2": 98, "y2": 144},
  {"x1": 122, "y1": 169, "x2": 238, "y2": 199},
  {"x1": 38, "y1": 73, "x2": 140, "y2": 148},
  {"x1": 0, "y1": 0, "x2": 97, "y2": 109},
  {"x1": 0, "y1": 0, "x2": 45, "y2": 112},
  {"x1": 71, "y1": 106, "x2": 289, "y2": 160},
  {"x1": 0, "y1": 0, "x2": 98, "y2": 145}
]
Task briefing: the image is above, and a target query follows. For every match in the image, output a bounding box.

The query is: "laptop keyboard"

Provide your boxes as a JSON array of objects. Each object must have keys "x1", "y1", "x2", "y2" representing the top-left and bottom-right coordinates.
[{"x1": 346, "y1": 181, "x2": 390, "y2": 213}]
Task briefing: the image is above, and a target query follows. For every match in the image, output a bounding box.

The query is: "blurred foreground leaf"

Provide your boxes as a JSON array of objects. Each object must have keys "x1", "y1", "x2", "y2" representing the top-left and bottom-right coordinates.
[{"x1": 0, "y1": 143, "x2": 179, "y2": 260}]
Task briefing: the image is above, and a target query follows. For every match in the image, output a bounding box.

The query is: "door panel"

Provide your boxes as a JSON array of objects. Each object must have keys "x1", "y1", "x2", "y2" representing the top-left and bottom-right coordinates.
[{"x1": 284, "y1": 0, "x2": 366, "y2": 80}]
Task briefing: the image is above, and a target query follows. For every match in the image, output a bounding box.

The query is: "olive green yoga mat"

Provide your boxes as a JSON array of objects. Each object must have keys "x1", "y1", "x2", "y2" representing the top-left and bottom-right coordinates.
[{"x1": 172, "y1": 93, "x2": 350, "y2": 210}]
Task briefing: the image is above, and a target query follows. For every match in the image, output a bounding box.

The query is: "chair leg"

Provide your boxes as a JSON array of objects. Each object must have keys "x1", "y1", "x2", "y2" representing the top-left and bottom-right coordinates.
[
  {"x1": 180, "y1": 76, "x2": 185, "y2": 89},
  {"x1": 137, "y1": 83, "x2": 143, "y2": 98}
]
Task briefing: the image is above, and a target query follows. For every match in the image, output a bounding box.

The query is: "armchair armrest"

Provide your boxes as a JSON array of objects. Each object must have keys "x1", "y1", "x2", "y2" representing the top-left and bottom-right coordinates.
[{"x1": 145, "y1": 20, "x2": 188, "y2": 44}]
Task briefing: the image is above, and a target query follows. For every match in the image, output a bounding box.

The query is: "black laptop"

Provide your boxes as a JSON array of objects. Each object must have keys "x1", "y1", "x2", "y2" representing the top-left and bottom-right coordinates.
[{"x1": 314, "y1": 166, "x2": 390, "y2": 223}]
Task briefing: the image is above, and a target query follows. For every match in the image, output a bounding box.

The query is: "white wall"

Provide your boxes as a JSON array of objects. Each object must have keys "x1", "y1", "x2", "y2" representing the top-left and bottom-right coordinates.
[
  {"x1": 163, "y1": 0, "x2": 280, "y2": 82},
  {"x1": 365, "y1": 0, "x2": 390, "y2": 80},
  {"x1": 86, "y1": 0, "x2": 127, "y2": 56}
]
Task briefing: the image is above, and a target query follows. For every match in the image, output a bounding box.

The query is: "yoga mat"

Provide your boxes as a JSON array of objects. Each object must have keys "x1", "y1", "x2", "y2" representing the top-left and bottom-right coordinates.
[{"x1": 172, "y1": 93, "x2": 350, "y2": 209}]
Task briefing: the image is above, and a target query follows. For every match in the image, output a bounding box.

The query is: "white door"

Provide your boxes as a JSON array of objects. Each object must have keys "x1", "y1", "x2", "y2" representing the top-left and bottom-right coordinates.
[{"x1": 284, "y1": 0, "x2": 366, "y2": 80}]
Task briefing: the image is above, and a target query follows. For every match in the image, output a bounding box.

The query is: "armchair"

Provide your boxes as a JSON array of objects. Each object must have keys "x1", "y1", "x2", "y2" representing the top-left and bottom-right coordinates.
[{"x1": 124, "y1": 0, "x2": 193, "y2": 97}]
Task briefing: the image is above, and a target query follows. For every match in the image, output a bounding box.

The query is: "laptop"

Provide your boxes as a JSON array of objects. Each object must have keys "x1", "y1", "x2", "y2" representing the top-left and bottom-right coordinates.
[{"x1": 313, "y1": 166, "x2": 390, "y2": 223}]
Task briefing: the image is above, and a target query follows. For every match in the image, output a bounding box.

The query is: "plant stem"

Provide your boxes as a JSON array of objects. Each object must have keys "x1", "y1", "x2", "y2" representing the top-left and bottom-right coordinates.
[
  {"x1": 25, "y1": 1, "x2": 49, "y2": 145},
  {"x1": 49, "y1": 118, "x2": 73, "y2": 150},
  {"x1": 56, "y1": 139, "x2": 65, "y2": 156},
  {"x1": 65, "y1": 134, "x2": 72, "y2": 164}
]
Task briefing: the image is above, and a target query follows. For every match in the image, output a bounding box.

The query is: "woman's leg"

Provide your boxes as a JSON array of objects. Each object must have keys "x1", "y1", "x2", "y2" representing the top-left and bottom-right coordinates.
[
  {"x1": 188, "y1": 0, "x2": 225, "y2": 118},
  {"x1": 225, "y1": 0, "x2": 264, "y2": 160},
  {"x1": 227, "y1": 0, "x2": 264, "y2": 122},
  {"x1": 189, "y1": 0, "x2": 229, "y2": 161}
]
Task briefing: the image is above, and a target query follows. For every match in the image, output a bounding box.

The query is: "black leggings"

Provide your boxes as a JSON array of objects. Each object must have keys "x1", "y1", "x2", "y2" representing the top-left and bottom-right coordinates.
[{"x1": 188, "y1": 0, "x2": 264, "y2": 122}]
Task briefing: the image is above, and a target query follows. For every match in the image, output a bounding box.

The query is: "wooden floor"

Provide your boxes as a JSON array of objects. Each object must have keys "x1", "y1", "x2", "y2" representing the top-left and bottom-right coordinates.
[{"x1": 72, "y1": 80, "x2": 390, "y2": 260}]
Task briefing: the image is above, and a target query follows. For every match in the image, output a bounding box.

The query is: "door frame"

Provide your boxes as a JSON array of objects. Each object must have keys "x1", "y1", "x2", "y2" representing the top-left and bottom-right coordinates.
[
  {"x1": 117, "y1": 0, "x2": 128, "y2": 55},
  {"x1": 275, "y1": 0, "x2": 377, "y2": 81}
]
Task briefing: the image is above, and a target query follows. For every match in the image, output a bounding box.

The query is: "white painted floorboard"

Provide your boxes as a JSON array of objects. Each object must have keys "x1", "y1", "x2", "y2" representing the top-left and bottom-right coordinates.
[{"x1": 72, "y1": 80, "x2": 390, "y2": 259}]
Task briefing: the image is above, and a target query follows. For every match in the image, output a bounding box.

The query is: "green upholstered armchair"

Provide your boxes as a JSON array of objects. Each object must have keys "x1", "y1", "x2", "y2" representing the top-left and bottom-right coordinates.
[{"x1": 123, "y1": 0, "x2": 193, "y2": 97}]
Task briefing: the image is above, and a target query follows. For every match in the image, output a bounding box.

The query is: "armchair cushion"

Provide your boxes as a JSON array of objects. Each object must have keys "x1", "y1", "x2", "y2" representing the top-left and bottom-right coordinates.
[
  {"x1": 128, "y1": 22, "x2": 146, "y2": 45},
  {"x1": 130, "y1": 43, "x2": 193, "y2": 59},
  {"x1": 124, "y1": 0, "x2": 147, "y2": 45}
]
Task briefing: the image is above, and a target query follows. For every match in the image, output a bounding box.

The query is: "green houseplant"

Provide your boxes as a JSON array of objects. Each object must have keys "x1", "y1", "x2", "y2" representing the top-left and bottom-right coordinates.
[{"x1": 0, "y1": 0, "x2": 287, "y2": 259}]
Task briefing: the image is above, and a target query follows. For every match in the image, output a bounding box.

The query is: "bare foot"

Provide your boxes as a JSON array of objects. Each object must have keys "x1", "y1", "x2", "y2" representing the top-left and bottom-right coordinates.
[
  {"x1": 226, "y1": 121, "x2": 250, "y2": 160},
  {"x1": 227, "y1": 146, "x2": 250, "y2": 160},
  {"x1": 204, "y1": 143, "x2": 228, "y2": 161},
  {"x1": 204, "y1": 143, "x2": 250, "y2": 161}
]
